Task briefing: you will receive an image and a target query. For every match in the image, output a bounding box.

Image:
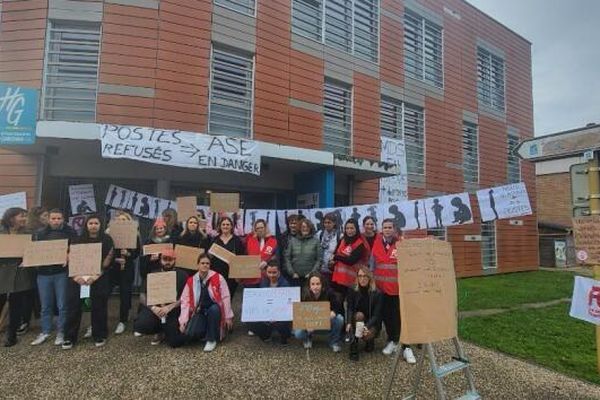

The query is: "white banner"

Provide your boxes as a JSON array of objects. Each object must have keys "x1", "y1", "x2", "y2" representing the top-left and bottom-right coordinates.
[
  {"x1": 424, "y1": 193, "x2": 473, "y2": 228},
  {"x1": 243, "y1": 209, "x2": 277, "y2": 235},
  {"x1": 241, "y1": 287, "x2": 301, "y2": 322},
  {"x1": 380, "y1": 200, "x2": 427, "y2": 231},
  {"x1": 105, "y1": 185, "x2": 175, "y2": 220},
  {"x1": 68, "y1": 184, "x2": 97, "y2": 215},
  {"x1": 379, "y1": 137, "x2": 408, "y2": 203},
  {"x1": 476, "y1": 182, "x2": 532, "y2": 222},
  {"x1": 0, "y1": 191, "x2": 27, "y2": 216},
  {"x1": 569, "y1": 276, "x2": 600, "y2": 325},
  {"x1": 101, "y1": 124, "x2": 261, "y2": 176}
]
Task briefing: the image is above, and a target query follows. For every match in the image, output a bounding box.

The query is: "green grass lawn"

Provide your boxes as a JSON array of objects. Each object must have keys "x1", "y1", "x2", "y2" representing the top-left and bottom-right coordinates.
[
  {"x1": 459, "y1": 303, "x2": 600, "y2": 385},
  {"x1": 458, "y1": 270, "x2": 576, "y2": 311}
]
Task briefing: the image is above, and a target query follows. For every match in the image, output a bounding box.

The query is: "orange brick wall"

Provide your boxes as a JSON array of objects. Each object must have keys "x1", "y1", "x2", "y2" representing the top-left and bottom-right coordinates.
[{"x1": 537, "y1": 173, "x2": 572, "y2": 227}]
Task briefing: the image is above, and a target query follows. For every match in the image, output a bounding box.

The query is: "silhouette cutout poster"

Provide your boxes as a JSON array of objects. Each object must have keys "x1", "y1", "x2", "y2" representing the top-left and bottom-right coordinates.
[
  {"x1": 476, "y1": 182, "x2": 532, "y2": 222},
  {"x1": 424, "y1": 193, "x2": 473, "y2": 228}
]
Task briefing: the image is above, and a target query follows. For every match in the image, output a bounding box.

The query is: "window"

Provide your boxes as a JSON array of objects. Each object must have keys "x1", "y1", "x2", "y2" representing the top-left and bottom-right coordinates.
[
  {"x1": 214, "y1": 0, "x2": 255, "y2": 16},
  {"x1": 380, "y1": 98, "x2": 425, "y2": 175},
  {"x1": 42, "y1": 21, "x2": 101, "y2": 122},
  {"x1": 292, "y1": 0, "x2": 379, "y2": 62},
  {"x1": 462, "y1": 122, "x2": 478, "y2": 183},
  {"x1": 404, "y1": 10, "x2": 443, "y2": 88},
  {"x1": 208, "y1": 47, "x2": 254, "y2": 138},
  {"x1": 477, "y1": 47, "x2": 505, "y2": 112},
  {"x1": 507, "y1": 132, "x2": 521, "y2": 183},
  {"x1": 481, "y1": 221, "x2": 497, "y2": 269},
  {"x1": 323, "y1": 79, "x2": 352, "y2": 155}
]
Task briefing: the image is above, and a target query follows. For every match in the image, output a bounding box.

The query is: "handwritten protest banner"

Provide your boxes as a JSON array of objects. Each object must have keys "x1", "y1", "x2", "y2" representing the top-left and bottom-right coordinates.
[
  {"x1": 229, "y1": 255, "x2": 261, "y2": 279},
  {"x1": 477, "y1": 182, "x2": 532, "y2": 222},
  {"x1": 143, "y1": 243, "x2": 173, "y2": 256},
  {"x1": 379, "y1": 136, "x2": 408, "y2": 203},
  {"x1": 176, "y1": 196, "x2": 197, "y2": 223},
  {"x1": 0, "y1": 234, "x2": 32, "y2": 258},
  {"x1": 68, "y1": 243, "x2": 102, "y2": 277},
  {"x1": 573, "y1": 216, "x2": 600, "y2": 264},
  {"x1": 146, "y1": 271, "x2": 177, "y2": 305},
  {"x1": 210, "y1": 192, "x2": 240, "y2": 212},
  {"x1": 208, "y1": 243, "x2": 235, "y2": 264},
  {"x1": 22, "y1": 239, "x2": 69, "y2": 267},
  {"x1": 396, "y1": 238, "x2": 457, "y2": 344},
  {"x1": 68, "y1": 184, "x2": 97, "y2": 215},
  {"x1": 175, "y1": 245, "x2": 203, "y2": 270},
  {"x1": 241, "y1": 287, "x2": 301, "y2": 322},
  {"x1": 0, "y1": 192, "x2": 26, "y2": 216},
  {"x1": 292, "y1": 302, "x2": 331, "y2": 330},
  {"x1": 108, "y1": 219, "x2": 138, "y2": 249}
]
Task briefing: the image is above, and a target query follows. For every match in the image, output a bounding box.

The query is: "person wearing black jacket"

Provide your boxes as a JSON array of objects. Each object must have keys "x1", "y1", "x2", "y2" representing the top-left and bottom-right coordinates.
[
  {"x1": 62, "y1": 215, "x2": 114, "y2": 349},
  {"x1": 140, "y1": 217, "x2": 173, "y2": 282},
  {"x1": 209, "y1": 216, "x2": 245, "y2": 299},
  {"x1": 177, "y1": 216, "x2": 211, "y2": 277}
]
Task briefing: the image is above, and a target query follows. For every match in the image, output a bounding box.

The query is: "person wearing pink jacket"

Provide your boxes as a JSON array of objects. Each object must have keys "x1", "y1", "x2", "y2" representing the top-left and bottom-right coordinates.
[{"x1": 178, "y1": 255, "x2": 233, "y2": 352}]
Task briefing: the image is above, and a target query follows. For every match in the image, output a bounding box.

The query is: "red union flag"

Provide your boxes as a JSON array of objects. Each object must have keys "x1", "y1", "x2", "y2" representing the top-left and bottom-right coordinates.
[{"x1": 569, "y1": 276, "x2": 600, "y2": 325}]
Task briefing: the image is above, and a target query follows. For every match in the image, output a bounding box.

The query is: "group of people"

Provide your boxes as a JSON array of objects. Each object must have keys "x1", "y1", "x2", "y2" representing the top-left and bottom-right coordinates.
[{"x1": 0, "y1": 205, "x2": 416, "y2": 363}]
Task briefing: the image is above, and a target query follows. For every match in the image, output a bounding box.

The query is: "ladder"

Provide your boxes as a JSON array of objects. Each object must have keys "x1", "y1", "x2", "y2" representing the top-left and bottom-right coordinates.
[{"x1": 384, "y1": 337, "x2": 481, "y2": 400}]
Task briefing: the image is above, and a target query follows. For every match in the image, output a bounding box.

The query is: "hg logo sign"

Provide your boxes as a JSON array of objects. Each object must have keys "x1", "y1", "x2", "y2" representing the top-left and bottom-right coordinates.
[
  {"x1": 0, "y1": 83, "x2": 38, "y2": 145},
  {"x1": 0, "y1": 86, "x2": 26, "y2": 126}
]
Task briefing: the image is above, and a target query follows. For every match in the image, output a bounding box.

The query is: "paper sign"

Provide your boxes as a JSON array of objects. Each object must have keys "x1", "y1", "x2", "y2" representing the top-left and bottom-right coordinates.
[
  {"x1": 396, "y1": 238, "x2": 457, "y2": 344},
  {"x1": 572, "y1": 216, "x2": 600, "y2": 264},
  {"x1": 0, "y1": 192, "x2": 27, "y2": 216},
  {"x1": 176, "y1": 196, "x2": 198, "y2": 223},
  {"x1": 80, "y1": 285, "x2": 90, "y2": 299},
  {"x1": 0, "y1": 234, "x2": 32, "y2": 258},
  {"x1": 292, "y1": 302, "x2": 331, "y2": 330},
  {"x1": 424, "y1": 193, "x2": 473, "y2": 228},
  {"x1": 22, "y1": 239, "x2": 69, "y2": 267},
  {"x1": 570, "y1": 276, "x2": 600, "y2": 325},
  {"x1": 143, "y1": 243, "x2": 173, "y2": 256},
  {"x1": 229, "y1": 255, "x2": 261, "y2": 279},
  {"x1": 68, "y1": 243, "x2": 102, "y2": 277},
  {"x1": 109, "y1": 220, "x2": 139, "y2": 249},
  {"x1": 175, "y1": 245, "x2": 203, "y2": 270},
  {"x1": 210, "y1": 192, "x2": 240, "y2": 212},
  {"x1": 477, "y1": 182, "x2": 532, "y2": 222},
  {"x1": 208, "y1": 243, "x2": 235, "y2": 264},
  {"x1": 68, "y1": 184, "x2": 97, "y2": 215},
  {"x1": 241, "y1": 287, "x2": 301, "y2": 322},
  {"x1": 146, "y1": 271, "x2": 177, "y2": 306},
  {"x1": 379, "y1": 136, "x2": 408, "y2": 203}
]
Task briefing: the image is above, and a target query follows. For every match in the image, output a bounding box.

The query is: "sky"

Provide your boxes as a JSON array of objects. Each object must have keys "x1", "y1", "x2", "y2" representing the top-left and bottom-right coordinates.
[{"x1": 467, "y1": 0, "x2": 600, "y2": 136}]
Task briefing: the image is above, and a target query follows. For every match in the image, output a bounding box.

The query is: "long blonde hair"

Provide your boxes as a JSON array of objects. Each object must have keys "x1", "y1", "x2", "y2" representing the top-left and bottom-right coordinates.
[{"x1": 352, "y1": 265, "x2": 376, "y2": 292}]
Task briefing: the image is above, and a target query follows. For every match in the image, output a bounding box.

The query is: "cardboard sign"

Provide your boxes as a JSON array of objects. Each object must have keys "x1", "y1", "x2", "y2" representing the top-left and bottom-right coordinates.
[
  {"x1": 68, "y1": 243, "x2": 102, "y2": 277},
  {"x1": 208, "y1": 243, "x2": 235, "y2": 264},
  {"x1": 143, "y1": 243, "x2": 173, "y2": 256},
  {"x1": 22, "y1": 239, "x2": 69, "y2": 267},
  {"x1": 176, "y1": 196, "x2": 198, "y2": 223},
  {"x1": 146, "y1": 271, "x2": 177, "y2": 306},
  {"x1": 241, "y1": 287, "x2": 301, "y2": 322},
  {"x1": 229, "y1": 255, "x2": 261, "y2": 279},
  {"x1": 108, "y1": 220, "x2": 139, "y2": 249},
  {"x1": 175, "y1": 245, "x2": 203, "y2": 270},
  {"x1": 292, "y1": 301, "x2": 331, "y2": 330},
  {"x1": 396, "y1": 238, "x2": 457, "y2": 344},
  {"x1": 210, "y1": 192, "x2": 240, "y2": 212},
  {"x1": 573, "y1": 216, "x2": 600, "y2": 264},
  {"x1": 0, "y1": 234, "x2": 32, "y2": 258}
]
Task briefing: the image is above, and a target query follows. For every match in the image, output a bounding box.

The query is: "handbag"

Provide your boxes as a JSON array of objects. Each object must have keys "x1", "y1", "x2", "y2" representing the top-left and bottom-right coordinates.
[{"x1": 185, "y1": 307, "x2": 207, "y2": 339}]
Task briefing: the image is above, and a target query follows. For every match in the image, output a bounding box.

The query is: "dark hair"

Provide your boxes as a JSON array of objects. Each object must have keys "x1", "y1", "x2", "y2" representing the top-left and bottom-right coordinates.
[
  {"x1": 81, "y1": 214, "x2": 105, "y2": 240},
  {"x1": 1, "y1": 207, "x2": 27, "y2": 230},
  {"x1": 343, "y1": 218, "x2": 361, "y2": 243},
  {"x1": 48, "y1": 208, "x2": 64, "y2": 216},
  {"x1": 266, "y1": 259, "x2": 280, "y2": 269},
  {"x1": 381, "y1": 218, "x2": 395, "y2": 226},
  {"x1": 304, "y1": 271, "x2": 327, "y2": 300},
  {"x1": 217, "y1": 215, "x2": 235, "y2": 235},
  {"x1": 323, "y1": 212, "x2": 337, "y2": 225},
  {"x1": 27, "y1": 206, "x2": 48, "y2": 231},
  {"x1": 197, "y1": 253, "x2": 211, "y2": 264},
  {"x1": 362, "y1": 215, "x2": 376, "y2": 226}
]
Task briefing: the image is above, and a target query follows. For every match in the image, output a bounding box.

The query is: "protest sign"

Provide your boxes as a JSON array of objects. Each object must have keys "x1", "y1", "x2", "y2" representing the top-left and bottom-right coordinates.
[
  {"x1": 379, "y1": 136, "x2": 408, "y2": 203},
  {"x1": 396, "y1": 238, "x2": 457, "y2": 344},
  {"x1": 0, "y1": 234, "x2": 32, "y2": 258},
  {"x1": 142, "y1": 243, "x2": 173, "y2": 256},
  {"x1": 424, "y1": 193, "x2": 473, "y2": 228},
  {"x1": 22, "y1": 239, "x2": 69, "y2": 267},
  {"x1": 210, "y1": 192, "x2": 240, "y2": 212},
  {"x1": 572, "y1": 216, "x2": 600, "y2": 264},
  {"x1": 570, "y1": 276, "x2": 600, "y2": 325},
  {"x1": 176, "y1": 196, "x2": 197, "y2": 223},
  {"x1": 229, "y1": 255, "x2": 261, "y2": 279},
  {"x1": 241, "y1": 287, "x2": 301, "y2": 322},
  {"x1": 108, "y1": 219, "x2": 139, "y2": 249},
  {"x1": 243, "y1": 209, "x2": 276, "y2": 234},
  {"x1": 175, "y1": 245, "x2": 203, "y2": 270},
  {"x1": 477, "y1": 182, "x2": 532, "y2": 222},
  {"x1": 68, "y1": 243, "x2": 102, "y2": 277},
  {"x1": 208, "y1": 243, "x2": 235, "y2": 264},
  {"x1": 0, "y1": 192, "x2": 27, "y2": 217},
  {"x1": 68, "y1": 184, "x2": 97, "y2": 215},
  {"x1": 146, "y1": 271, "x2": 177, "y2": 306},
  {"x1": 101, "y1": 124, "x2": 261, "y2": 175},
  {"x1": 292, "y1": 302, "x2": 331, "y2": 330}
]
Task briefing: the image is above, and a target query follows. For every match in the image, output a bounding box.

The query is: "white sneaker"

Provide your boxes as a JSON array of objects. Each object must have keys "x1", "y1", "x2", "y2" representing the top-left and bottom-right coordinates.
[
  {"x1": 83, "y1": 326, "x2": 92, "y2": 339},
  {"x1": 403, "y1": 347, "x2": 417, "y2": 364},
  {"x1": 303, "y1": 339, "x2": 312, "y2": 349},
  {"x1": 54, "y1": 333, "x2": 64, "y2": 346},
  {"x1": 247, "y1": 330, "x2": 255, "y2": 336},
  {"x1": 331, "y1": 343, "x2": 342, "y2": 353},
  {"x1": 115, "y1": 322, "x2": 126, "y2": 335},
  {"x1": 203, "y1": 341, "x2": 217, "y2": 352},
  {"x1": 382, "y1": 341, "x2": 397, "y2": 356},
  {"x1": 94, "y1": 339, "x2": 107, "y2": 348},
  {"x1": 133, "y1": 331, "x2": 142, "y2": 337},
  {"x1": 31, "y1": 333, "x2": 50, "y2": 346}
]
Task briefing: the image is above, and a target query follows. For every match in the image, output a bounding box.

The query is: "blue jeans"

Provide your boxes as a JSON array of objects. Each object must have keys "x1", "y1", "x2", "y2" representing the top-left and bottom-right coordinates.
[
  {"x1": 37, "y1": 272, "x2": 69, "y2": 334},
  {"x1": 294, "y1": 314, "x2": 344, "y2": 346}
]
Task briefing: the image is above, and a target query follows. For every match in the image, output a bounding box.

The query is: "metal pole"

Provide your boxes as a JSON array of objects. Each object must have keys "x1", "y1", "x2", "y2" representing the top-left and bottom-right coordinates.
[{"x1": 587, "y1": 152, "x2": 600, "y2": 374}]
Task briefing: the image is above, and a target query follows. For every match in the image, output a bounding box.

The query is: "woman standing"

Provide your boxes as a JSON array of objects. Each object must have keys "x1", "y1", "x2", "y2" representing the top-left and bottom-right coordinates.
[
  {"x1": 209, "y1": 216, "x2": 245, "y2": 299},
  {"x1": 331, "y1": 219, "x2": 366, "y2": 297},
  {"x1": 317, "y1": 213, "x2": 339, "y2": 285},
  {"x1": 284, "y1": 219, "x2": 321, "y2": 288},
  {"x1": 361, "y1": 216, "x2": 377, "y2": 257},
  {"x1": 140, "y1": 218, "x2": 173, "y2": 281},
  {"x1": 243, "y1": 219, "x2": 277, "y2": 287},
  {"x1": 177, "y1": 216, "x2": 211, "y2": 255}
]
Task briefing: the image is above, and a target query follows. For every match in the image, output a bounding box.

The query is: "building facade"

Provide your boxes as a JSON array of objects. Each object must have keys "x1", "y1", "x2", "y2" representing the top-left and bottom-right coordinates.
[{"x1": 0, "y1": 0, "x2": 538, "y2": 276}]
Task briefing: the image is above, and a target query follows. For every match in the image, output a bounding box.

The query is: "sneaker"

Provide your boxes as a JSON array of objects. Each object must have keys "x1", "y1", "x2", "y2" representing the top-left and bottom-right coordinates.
[
  {"x1": 331, "y1": 343, "x2": 342, "y2": 353},
  {"x1": 94, "y1": 339, "x2": 107, "y2": 348},
  {"x1": 247, "y1": 330, "x2": 255, "y2": 336},
  {"x1": 403, "y1": 347, "x2": 417, "y2": 364},
  {"x1": 16, "y1": 322, "x2": 29, "y2": 336},
  {"x1": 382, "y1": 341, "x2": 397, "y2": 356},
  {"x1": 31, "y1": 333, "x2": 50, "y2": 346},
  {"x1": 83, "y1": 326, "x2": 92, "y2": 339},
  {"x1": 115, "y1": 322, "x2": 126, "y2": 335},
  {"x1": 150, "y1": 333, "x2": 164, "y2": 346},
  {"x1": 54, "y1": 333, "x2": 64, "y2": 346},
  {"x1": 61, "y1": 340, "x2": 73, "y2": 350},
  {"x1": 133, "y1": 331, "x2": 143, "y2": 337},
  {"x1": 303, "y1": 339, "x2": 312, "y2": 349},
  {"x1": 203, "y1": 341, "x2": 217, "y2": 352}
]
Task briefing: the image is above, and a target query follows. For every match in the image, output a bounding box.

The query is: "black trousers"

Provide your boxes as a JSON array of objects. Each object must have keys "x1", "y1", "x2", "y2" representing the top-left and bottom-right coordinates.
[
  {"x1": 133, "y1": 305, "x2": 185, "y2": 347},
  {"x1": 382, "y1": 293, "x2": 400, "y2": 343},
  {"x1": 109, "y1": 265, "x2": 135, "y2": 323},
  {"x1": 20, "y1": 288, "x2": 40, "y2": 323},
  {"x1": 248, "y1": 321, "x2": 292, "y2": 341},
  {"x1": 1, "y1": 291, "x2": 27, "y2": 340},
  {"x1": 64, "y1": 274, "x2": 111, "y2": 343}
]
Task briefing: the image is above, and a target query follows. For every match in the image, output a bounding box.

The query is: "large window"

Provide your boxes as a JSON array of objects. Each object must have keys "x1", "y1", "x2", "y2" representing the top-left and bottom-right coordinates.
[
  {"x1": 208, "y1": 47, "x2": 254, "y2": 138},
  {"x1": 507, "y1": 132, "x2": 521, "y2": 183},
  {"x1": 323, "y1": 79, "x2": 352, "y2": 155},
  {"x1": 380, "y1": 97, "x2": 425, "y2": 175},
  {"x1": 477, "y1": 47, "x2": 505, "y2": 112},
  {"x1": 42, "y1": 21, "x2": 101, "y2": 122},
  {"x1": 292, "y1": 0, "x2": 379, "y2": 62},
  {"x1": 462, "y1": 122, "x2": 479, "y2": 183},
  {"x1": 481, "y1": 221, "x2": 497, "y2": 269},
  {"x1": 214, "y1": 0, "x2": 255, "y2": 16},
  {"x1": 404, "y1": 9, "x2": 443, "y2": 88}
]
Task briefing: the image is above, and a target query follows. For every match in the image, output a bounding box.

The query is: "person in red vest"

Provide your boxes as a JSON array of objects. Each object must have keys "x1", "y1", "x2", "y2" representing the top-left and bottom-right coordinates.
[
  {"x1": 242, "y1": 219, "x2": 277, "y2": 288},
  {"x1": 371, "y1": 218, "x2": 416, "y2": 364},
  {"x1": 331, "y1": 218, "x2": 366, "y2": 298}
]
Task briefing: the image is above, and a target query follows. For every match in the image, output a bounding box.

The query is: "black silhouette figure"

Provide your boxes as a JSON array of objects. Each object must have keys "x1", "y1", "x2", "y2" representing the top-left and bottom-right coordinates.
[
  {"x1": 249, "y1": 211, "x2": 257, "y2": 227},
  {"x1": 388, "y1": 204, "x2": 406, "y2": 229},
  {"x1": 451, "y1": 197, "x2": 472, "y2": 224},
  {"x1": 154, "y1": 199, "x2": 160, "y2": 218},
  {"x1": 350, "y1": 207, "x2": 361, "y2": 222},
  {"x1": 266, "y1": 211, "x2": 271, "y2": 225},
  {"x1": 232, "y1": 212, "x2": 240, "y2": 233},
  {"x1": 367, "y1": 205, "x2": 378, "y2": 226},
  {"x1": 76, "y1": 200, "x2": 93, "y2": 215},
  {"x1": 314, "y1": 211, "x2": 324, "y2": 232},
  {"x1": 119, "y1": 190, "x2": 127, "y2": 208},
  {"x1": 109, "y1": 187, "x2": 118, "y2": 206},
  {"x1": 130, "y1": 193, "x2": 139, "y2": 212},
  {"x1": 333, "y1": 209, "x2": 344, "y2": 235},
  {"x1": 139, "y1": 197, "x2": 150, "y2": 217},
  {"x1": 284, "y1": 210, "x2": 289, "y2": 232},
  {"x1": 489, "y1": 189, "x2": 499, "y2": 220},
  {"x1": 166, "y1": 201, "x2": 172, "y2": 210},
  {"x1": 414, "y1": 201, "x2": 421, "y2": 230},
  {"x1": 212, "y1": 211, "x2": 220, "y2": 231},
  {"x1": 432, "y1": 199, "x2": 444, "y2": 228},
  {"x1": 198, "y1": 209, "x2": 206, "y2": 219}
]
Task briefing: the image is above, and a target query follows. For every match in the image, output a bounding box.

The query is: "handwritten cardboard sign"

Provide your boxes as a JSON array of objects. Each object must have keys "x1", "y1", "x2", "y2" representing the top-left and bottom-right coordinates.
[
  {"x1": 68, "y1": 243, "x2": 102, "y2": 277},
  {"x1": 0, "y1": 234, "x2": 32, "y2": 258},
  {"x1": 208, "y1": 243, "x2": 235, "y2": 264},
  {"x1": 108, "y1": 219, "x2": 138, "y2": 249},
  {"x1": 241, "y1": 287, "x2": 301, "y2": 322},
  {"x1": 210, "y1": 192, "x2": 240, "y2": 212},
  {"x1": 175, "y1": 245, "x2": 204, "y2": 270},
  {"x1": 396, "y1": 238, "x2": 457, "y2": 344},
  {"x1": 573, "y1": 216, "x2": 600, "y2": 264},
  {"x1": 229, "y1": 255, "x2": 261, "y2": 279},
  {"x1": 146, "y1": 271, "x2": 177, "y2": 306},
  {"x1": 143, "y1": 243, "x2": 173, "y2": 256},
  {"x1": 292, "y1": 301, "x2": 331, "y2": 330},
  {"x1": 176, "y1": 196, "x2": 198, "y2": 223},
  {"x1": 22, "y1": 239, "x2": 69, "y2": 267}
]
